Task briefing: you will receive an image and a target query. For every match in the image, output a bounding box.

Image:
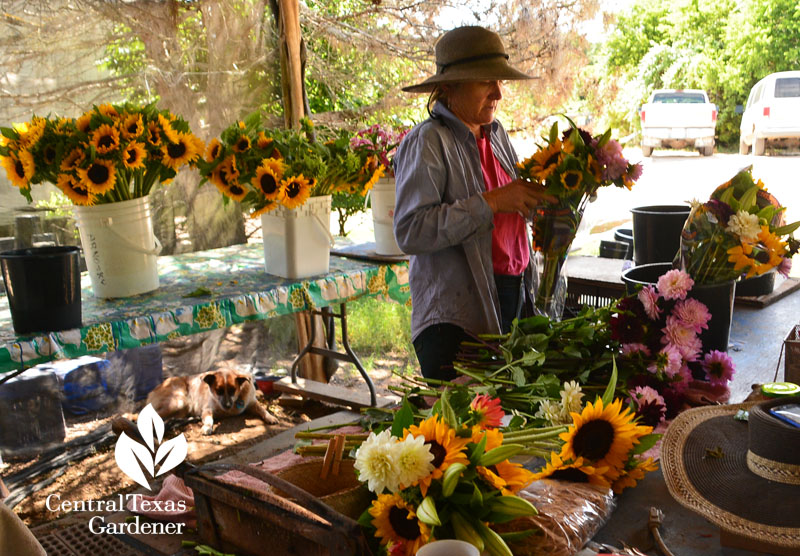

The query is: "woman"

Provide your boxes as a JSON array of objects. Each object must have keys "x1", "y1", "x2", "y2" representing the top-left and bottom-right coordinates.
[{"x1": 394, "y1": 26, "x2": 554, "y2": 381}]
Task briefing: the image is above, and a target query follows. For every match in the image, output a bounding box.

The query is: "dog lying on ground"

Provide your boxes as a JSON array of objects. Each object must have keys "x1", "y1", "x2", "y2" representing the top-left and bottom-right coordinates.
[{"x1": 114, "y1": 369, "x2": 277, "y2": 437}]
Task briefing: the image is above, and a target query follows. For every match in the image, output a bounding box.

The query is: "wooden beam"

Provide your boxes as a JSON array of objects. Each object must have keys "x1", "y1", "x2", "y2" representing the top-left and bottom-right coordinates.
[{"x1": 278, "y1": 0, "x2": 304, "y2": 129}]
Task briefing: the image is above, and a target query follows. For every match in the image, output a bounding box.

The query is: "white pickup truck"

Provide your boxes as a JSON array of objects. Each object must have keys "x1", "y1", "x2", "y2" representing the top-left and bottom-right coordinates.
[{"x1": 639, "y1": 89, "x2": 717, "y2": 157}]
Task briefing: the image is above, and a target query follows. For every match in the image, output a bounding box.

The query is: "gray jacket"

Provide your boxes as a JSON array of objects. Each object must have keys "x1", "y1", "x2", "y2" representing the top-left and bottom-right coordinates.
[{"x1": 393, "y1": 103, "x2": 530, "y2": 340}]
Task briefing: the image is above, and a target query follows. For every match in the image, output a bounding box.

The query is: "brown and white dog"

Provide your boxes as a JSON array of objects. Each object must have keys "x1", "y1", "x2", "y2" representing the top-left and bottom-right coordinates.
[{"x1": 145, "y1": 369, "x2": 277, "y2": 434}]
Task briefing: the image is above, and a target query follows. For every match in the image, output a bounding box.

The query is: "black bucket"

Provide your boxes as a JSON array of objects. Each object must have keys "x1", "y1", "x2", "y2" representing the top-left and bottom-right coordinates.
[
  {"x1": 599, "y1": 240, "x2": 630, "y2": 259},
  {"x1": 622, "y1": 262, "x2": 735, "y2": 353},
  {"x1": 631, "y1": 205, "x2": 691, "y2": 266},
  {"x1": 613, "y1": 228, "x2": 633, "y2": 260},
  {"x1": 0, "y1": 246, "x2": 82, "y2": 335},
  {"x1": 736, "y1": 271, "x2": 775, "y2": 297}
]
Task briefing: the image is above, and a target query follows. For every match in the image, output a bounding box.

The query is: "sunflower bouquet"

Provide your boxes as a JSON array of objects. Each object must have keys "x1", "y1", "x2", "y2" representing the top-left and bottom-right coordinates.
[
  {"x1": 354, "y1": 393, "x2": 539, "y2": 556},
  {"x1": 0, "y1": 103, "x2": 204, "y2": 205},
  {"x1": 678, "y1": 167, "x2": 800, "y2": 284},
  {"x1": 197, "y1": 115, "x2": 331, "y2": 218}
]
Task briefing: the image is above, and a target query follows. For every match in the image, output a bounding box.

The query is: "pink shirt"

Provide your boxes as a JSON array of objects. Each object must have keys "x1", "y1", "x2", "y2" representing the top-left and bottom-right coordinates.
[{"x1": 476, "y1": 131, "x2": 529, "y2": 276}]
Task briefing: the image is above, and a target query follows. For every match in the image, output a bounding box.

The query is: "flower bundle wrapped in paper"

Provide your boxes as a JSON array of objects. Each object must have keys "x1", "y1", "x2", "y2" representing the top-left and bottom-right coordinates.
[
  {"x1": 354, "y1": 393, "x2": 539, "y2": 556},
  {"x1": 0, "y1": 103, "x2": 204, "y2": 205},
  {"x1": 679, "y1": 166, "x2": 800, "y2": 284}
]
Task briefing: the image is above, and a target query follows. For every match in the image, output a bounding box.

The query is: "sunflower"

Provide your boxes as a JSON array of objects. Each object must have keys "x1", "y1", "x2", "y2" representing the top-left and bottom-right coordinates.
[
  {"x1": 41, "y1": 143, "x2": 57, "y2": 166},
  {"x1": 91, "y1": 124, "x2": 120, "y2": 155},
  {"x1": 530, "y1": 140, "x2": 564, "y2": 181},
  {"x1": 97, "y1": 103, "x2": 119, "y2": 119},
  {"x1": 161, "y1": 133, "x2": 197, "y2": 169},
  {"x1": 158, "y1": 114, "x2": 180, "y2": 144},
  {"x1": 727, "y1": 242, "x2": 754, "y2": 274},
  {"x1": 369, "y1": 493, "x2": 431, "y2": 556},
  {"x1": 362, "y1": 164, "x2": 385, "y2": 194},
  {"x1": 1, "y1": 151, "x2": 34, "y2": 189},
  {"x1": 224, "y1": 181, "x2": 248, "y2": 202},
  {"x1": 233, "y1": 134, "x2": 251, "y2": 153},
  {"x1": 756, "y1": 226, "x2": 787, "y2": 269},
  {"x1": 20, "y1": 118, "x2": 45, "y2": 149},
  {"x1": 250, "y1": 202, "x2": 280, "y2": 218},
  {"x1": 280, "y1": 174, "x2": 313, "y2": 209},
  {"x1": 558, "y1": 398, "x2": 649, "y2": 480},
  {"x1": 60, "y1": 148, "x2": 85, "y2": 172},
  {"x1": 121, "y1": 114, "x2": 144, "y2": 139},
  {"x1": 477, "y1": 459, "x2": 537, "y2": 495},
  {"x1": 205, "y1": 138, "x2": 223, "y2": 162},
  {"x1": 560, "y1": 169, "x2": 582, "y2": 191},
  {"x1": 147, "y1": 121, "x2": 162, "y2": 146},
  {"x1": 611, "y1": 457, "x2": 658, "y2": 494},
  {"x1": 56, "y1": 173, "x2": 93, "y2": 206},
  {"x1": 75, "y1": 113, "x2": 92, "y2": 133},
  {"x1": 531, "y1": 452, "x2": 611, "y2": 488},
  {"x1": 122, "y1": 142, "x2": 147, "y2": 170},
  {"x1": 257, "y1": 131, "x2": 273, "y2": 149},
  {"x1": 252, "y1": 161, "x2": 284, "y2": 201},
  {"x1": 211, "y1": 156, "x2": 239, "y2": 193},
  {"x1": 403, "y1": 414, "x2": 470, "y2": 496},
  {"x1": 77, "y1": 158, "x2": 117, "y2": 195},
  {"x1": 470, "y1": 425, "x2": 504, "y2": 450}
]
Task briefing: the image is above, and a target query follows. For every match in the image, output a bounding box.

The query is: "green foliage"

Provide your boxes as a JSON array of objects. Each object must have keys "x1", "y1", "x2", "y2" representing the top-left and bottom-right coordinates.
[{"x1": 346, "y1": 295, "x2": 413, "y2": 356}]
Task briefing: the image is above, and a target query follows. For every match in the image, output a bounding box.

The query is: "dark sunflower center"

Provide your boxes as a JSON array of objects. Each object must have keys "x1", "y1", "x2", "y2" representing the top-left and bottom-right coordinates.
[
  {"x1": 259, "y1": 173, "x2": 278, "y2": 195},
  {"x1": 754, "y1": 250, "x2": 770, "y2": 263},
  {"x1": 285, "y1": 180, "x2": 301, "y2": 198},
  {"x1": 126, "y1": 149, "x2": 138, "y2": 164},
  {"x1": 236, "y1": 138, "x2": 249, "y2": 151},
  {"x1": 388, "y1": 506, "x2": 420, "y2": 541},
  {"x1": 44, "y1": 146, "x2": 56, "y2": 163},
  {"x1": 572, "y1": 419, "x2": 614, "y2": 460},
  {"x1": 219, "y1": 169, "x2": 230, "y2": 186},
  {"x1": 550, "y1": 467, "x2": 589, "y2": 482},
  {"x1": 87, "y1": 163, "x2": 110, "y2": 184},
  {"x1": 167, "y1": 142, "x2": 187, "y2": 159},
  {"x1": 98, "y1": 135, "x2": 115, "y2": 149},
  {"x1": 427, "y1": 441, "x2": 446, "y2": 468},
  {"x1": 150, "y1": 129, "x2": 160, "y2": 142},
  {"x1": 210, "y1": 145, "x2": 220, "y2": 159},
  {"x1": 127, "y1": 123, "x2": 139, "y2": 134},
  {"x1": 14, "y1": 159, "x2": 25, "y2": 178},
  {"x1": 229, "y1": 185, "x2": 244, "y2": 196},
  {"x1": 564, "y1": 172, "x2": 581, "y2": 188},
  {"x1": 544, "y1": 152, "x2": 560, "y2": 168},
  {"x1": 70, "y1": 180, "x2": 88, "y2": 195}
]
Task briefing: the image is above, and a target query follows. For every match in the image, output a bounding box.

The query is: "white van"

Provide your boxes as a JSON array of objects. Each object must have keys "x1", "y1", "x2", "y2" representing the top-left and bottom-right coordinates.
[{"x1": 739, "y1": 71, "x2": 800, "y2": 155}]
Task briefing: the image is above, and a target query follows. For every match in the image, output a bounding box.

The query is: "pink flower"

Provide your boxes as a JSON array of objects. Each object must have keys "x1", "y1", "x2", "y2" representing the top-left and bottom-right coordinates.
[
  {"x1": 778, "y1": 257, "x2": 792, "y2": 277},
  {"x1": 470, "y1": 394, "x2": 505, "y2": 429},
  {"x1": 701, "y1": 350, "x2": 736, "y2": 387},
  {"x1": 389, "y1": 541, "x2": 407, "y2": 556},
  {"x1": 595, "y1": 139, "x2": 629, "y2": 181},
  {"x1": 638, "y1": 285, "x2": 661, "y2": 320},
  {"x1": 628, "y1": 386, "x2": 667, "y2": 427},
  {"x1": 673, "y1": 298, "x2": 711, "y2": 333},
  {"x1": 662, "y1": 316, "x2": 702, "y2": 361},
  {"x1": 657, "y1": 269, "x2": 694, "y2": 300},
  {"x1": 621, "y1": 343, "x2": 651, "y2": 357},
  {"x1": 648, "y1": 345, "x2": 682, "y2": 377}
]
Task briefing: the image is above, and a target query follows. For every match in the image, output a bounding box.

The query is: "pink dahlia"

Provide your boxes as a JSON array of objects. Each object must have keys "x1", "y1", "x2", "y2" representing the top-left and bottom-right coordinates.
[
  {"x1": 701, "y1": 350, "x2": 735, "y2": 387},
  {"x1": 657, "y1": 269, "x2": 694, "y2": 301},
  {"x1": 638, "y1": 285, "x2": 661, "y2": 320},
  {"x1": 662, "y1": 315, "x2": 702, "y2": 361},
  {"x1": 621, "y1": 343, "x2": 651, "y2": 357},
  {"x1": 628, "y1": 386, "x2": 667, "y2": 427},
  {"x1": 595, "y1": 138, "x2": 628, "y2": 181},
  {"x1": 470, "y1": 394, "x2": 505, "y2": 429},
  {"x1": 778, "y1": 257, "x2": 792, "y2": 278},
  {"x1": 648, "y1": 345, "x2": 682, "y2": 377},
  {"x1": 673, "y1": 298, "x2": 711, "y2": 333}
]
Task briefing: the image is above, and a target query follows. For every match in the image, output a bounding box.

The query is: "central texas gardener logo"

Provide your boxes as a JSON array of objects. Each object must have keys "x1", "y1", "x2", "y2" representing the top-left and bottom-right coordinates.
[{"x1": 115, "y1": 404, "x2": 188, "y2": 490}]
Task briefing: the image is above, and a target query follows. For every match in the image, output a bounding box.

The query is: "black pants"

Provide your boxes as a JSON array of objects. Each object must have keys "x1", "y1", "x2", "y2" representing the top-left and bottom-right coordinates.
[{"x1": 413, "y1": 274, "x2": 522, "y2": 381}]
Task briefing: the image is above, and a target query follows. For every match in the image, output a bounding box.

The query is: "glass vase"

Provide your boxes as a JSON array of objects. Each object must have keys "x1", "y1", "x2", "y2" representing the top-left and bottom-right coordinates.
[{"x1": 530, "y1": 203, "x2": 583, "y2": 320}]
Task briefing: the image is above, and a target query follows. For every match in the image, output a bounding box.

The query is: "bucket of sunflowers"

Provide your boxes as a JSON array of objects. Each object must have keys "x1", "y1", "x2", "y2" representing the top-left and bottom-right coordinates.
[
  {"x1": 198, "y1": 115, "x2": 337, "y2": 279},
  {"x1": 0, "y1": 103, "x2": 204, "y2": 298}
]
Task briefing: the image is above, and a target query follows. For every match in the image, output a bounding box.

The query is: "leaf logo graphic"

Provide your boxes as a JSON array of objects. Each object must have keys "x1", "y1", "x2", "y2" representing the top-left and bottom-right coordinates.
[{"x1": 114, "y1": 404, "x2": 188, "y2": 490}]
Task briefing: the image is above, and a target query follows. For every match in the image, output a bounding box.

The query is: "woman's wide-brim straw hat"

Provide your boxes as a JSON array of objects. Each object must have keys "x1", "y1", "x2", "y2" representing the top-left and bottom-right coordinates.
[
  {"x1": 402, "y1": 26, "x2": 534, "y2": 93},
  {"x1": 661, "y1": 396, "x2": 800, "y2": 550}
]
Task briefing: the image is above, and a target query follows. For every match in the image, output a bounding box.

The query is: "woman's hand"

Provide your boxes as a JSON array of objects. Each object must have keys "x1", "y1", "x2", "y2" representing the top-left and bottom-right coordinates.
[{"x1": 482, "y1": 179, "x2": 557, "y2": 215}]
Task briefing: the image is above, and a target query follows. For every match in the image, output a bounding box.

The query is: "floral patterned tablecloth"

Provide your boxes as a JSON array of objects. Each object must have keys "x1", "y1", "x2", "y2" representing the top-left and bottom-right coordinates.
[{"x1": 0, "y1": 244, "x2": 410, "y2": 374}]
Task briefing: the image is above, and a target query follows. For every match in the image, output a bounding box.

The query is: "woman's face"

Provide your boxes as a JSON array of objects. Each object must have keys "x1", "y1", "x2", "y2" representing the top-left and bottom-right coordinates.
[{"x1": 445, "y1": 80, "x2": 504, "y2": 133}]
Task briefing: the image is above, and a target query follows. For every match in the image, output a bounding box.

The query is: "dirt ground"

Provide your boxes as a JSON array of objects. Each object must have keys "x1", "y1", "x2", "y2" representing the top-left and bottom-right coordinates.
[{"x1": 2, "y1": 322, "x2": 410, "y2": 527}]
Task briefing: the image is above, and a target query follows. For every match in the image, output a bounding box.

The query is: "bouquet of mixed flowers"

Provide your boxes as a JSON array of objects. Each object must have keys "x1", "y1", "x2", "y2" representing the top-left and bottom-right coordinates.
[
  {"x1": 1, "y1": 103, "x2": 204, "y2": 205},
  {"x1": 197, "y1": 115, "x2": 331, "y2": 218},
  {"x1": 679, "y1": 167, "x2": 800, "y2": 284},
  {"x1": 349, "y1": 124, "x2": 409, "y2": 178},
  {"x1": 354, "y1": 392, "x2": 538, "y2": 556}
]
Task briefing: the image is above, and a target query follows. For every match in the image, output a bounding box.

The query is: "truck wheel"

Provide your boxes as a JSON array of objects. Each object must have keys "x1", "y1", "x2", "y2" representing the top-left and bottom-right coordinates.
[
  {"x1": 702, "y1": 146, "x2": 713, "y2": 156},
  {"x1": 739, "y1": 139, "x2": 749, "y2": 155},
  {"x1": 642, "y1": 146, "x2": 653, "y2": 157},
  {"x1": 753, "y1": 137, "x2": 766, "y2": 156}
]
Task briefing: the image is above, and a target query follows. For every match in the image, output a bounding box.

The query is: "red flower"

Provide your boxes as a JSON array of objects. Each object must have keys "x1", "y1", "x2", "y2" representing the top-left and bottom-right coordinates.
[{"x1": 470, "y1": 394, "x2": 505, "y2": 429}]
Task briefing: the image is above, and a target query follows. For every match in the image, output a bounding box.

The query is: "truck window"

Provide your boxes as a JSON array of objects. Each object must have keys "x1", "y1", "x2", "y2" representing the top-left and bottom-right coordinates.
[
  {"x1": 775, "y1": 78, "x2": 800, "y2": 98},
  {"x1": 652, "y1": 92, "x2": 706, "y2": 103}
]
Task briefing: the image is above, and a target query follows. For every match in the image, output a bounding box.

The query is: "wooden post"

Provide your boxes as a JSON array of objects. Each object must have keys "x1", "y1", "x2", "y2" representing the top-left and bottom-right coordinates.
[{"x1": 278, "y1": 0, "x2": 304, "y2": 129}]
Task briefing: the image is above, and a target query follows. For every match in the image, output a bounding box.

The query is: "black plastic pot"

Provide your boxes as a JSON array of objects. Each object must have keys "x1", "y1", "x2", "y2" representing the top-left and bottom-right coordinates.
[
  {"x1": 736, "y1": 271, "x2": 775, "y2": 297},
  {"x1": 631, "y1": 205, "x2": 691, "y2": 266},
  {"x1": 622, "y1": 262, "x2": 735, "y2": 353},
  {"x1": 0, "y1": 246, "x2": 82, "y2": 335},
  {"x1": 599, "y1": 240, "x2": 630, "y2": 259},
  {"x1": 613, "y1": 228, "x2": 633, "y2": 260}
]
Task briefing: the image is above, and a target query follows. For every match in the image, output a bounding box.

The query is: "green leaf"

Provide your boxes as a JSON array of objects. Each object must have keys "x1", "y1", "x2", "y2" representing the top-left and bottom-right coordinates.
[
  {"x1": 183, "y1": 287, "x2": 213, "y2": 298},
  {"x1": 738, "y1": 185, "x2": 758, "y2": 211},
  {"x1": 0, "y1": 126, "x2": 19, "y2": 140},
  {"x1": 718, "y1": 187, "x2": 735, "y2": 206},
  {"x1": 601, "y1": 356, "x2": 618, "y2": 407},
  {"x1": 439, "y1": 388, "x2": 458, "y2": 429},
  {"x1": 470, "y1": 482, "x2": 484, "y2": 508},
  {"x1": 391, "y1": 396, "x2": 414, "y2": 438},
  {"x1": 469, "y1": 431, "x2": 488, "y2": 465},
  {"x1": 631, "y1": 433, "x2": 661, "y2": 455},
  {"x1": 498, "y1": 529, "x2": 537, "y2": 542},
  {"x1": 510, "y1": 367, "x2": 526, "y2": 387},
  {"x1": 775, "y1": 221, "x2": 800, "y2": 236},
  {"x1": 548, "y1": 121, "x2": 558, "y2": 144}
]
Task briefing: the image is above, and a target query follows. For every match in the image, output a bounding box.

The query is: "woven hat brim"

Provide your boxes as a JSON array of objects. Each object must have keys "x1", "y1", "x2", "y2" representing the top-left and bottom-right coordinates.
[
  {"x1": 402, "y1": 63, "x2": 534, "y2": 93},
  {"x1": 661, "y1": 402, "x2": 800, "y2": 548}
]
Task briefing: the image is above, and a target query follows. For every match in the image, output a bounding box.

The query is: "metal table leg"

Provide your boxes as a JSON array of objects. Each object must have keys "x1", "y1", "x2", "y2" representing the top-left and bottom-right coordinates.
[{"x1": 290, "y1": 302, "x2": 377, "y2": 407}]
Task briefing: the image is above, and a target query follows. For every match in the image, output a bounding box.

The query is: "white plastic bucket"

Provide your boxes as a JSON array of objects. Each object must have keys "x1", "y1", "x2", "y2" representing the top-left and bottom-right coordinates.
[
  {"x1": 74, "y1": 196, "x2": 161, "y2": 298},
  {"x1": 370, "y1": 177, "x2": 403, "y2": 256},
  {"x1": 260, "y1": 194, "x2": 333, "y2": 279}
]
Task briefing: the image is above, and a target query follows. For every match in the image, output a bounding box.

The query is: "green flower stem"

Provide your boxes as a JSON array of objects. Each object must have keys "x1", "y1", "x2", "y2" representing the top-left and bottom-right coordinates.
[
  {"x1": 502, "y1": 425, "x2": 568, "y2": 437},
  {"x1": 517, "y1": 448, "x2": 554, "y2": 458},
  {"x1": 500, "y1": 429, "x2": 567, "y2": 443},
  {"x1": 294, "y1": 432, "x2": 369, "y2": 441}
]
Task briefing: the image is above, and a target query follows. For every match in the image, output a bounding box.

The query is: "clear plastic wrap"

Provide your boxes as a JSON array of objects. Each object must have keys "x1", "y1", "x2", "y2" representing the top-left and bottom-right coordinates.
[{"x1": 494, "y1": 479, "x2": 616, "y2": 556}]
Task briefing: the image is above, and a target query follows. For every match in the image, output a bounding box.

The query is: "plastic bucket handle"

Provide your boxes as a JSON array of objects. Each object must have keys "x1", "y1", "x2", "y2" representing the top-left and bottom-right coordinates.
[{"x1": 96, "y1": 216, "x2": 162, "y2": 256}]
